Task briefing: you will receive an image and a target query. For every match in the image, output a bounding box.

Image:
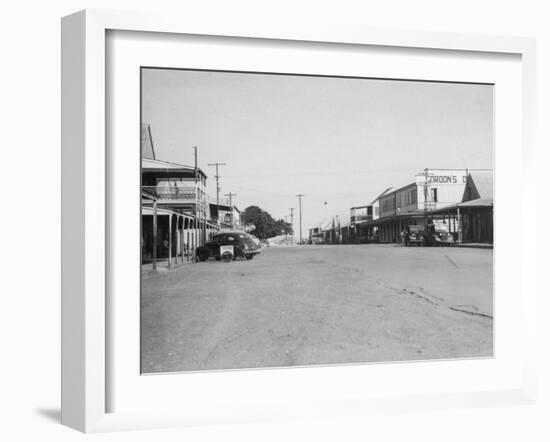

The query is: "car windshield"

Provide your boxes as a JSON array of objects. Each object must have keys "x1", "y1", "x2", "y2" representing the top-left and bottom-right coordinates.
[{"x1": 213, "y1": 233, "x2": 256, "y2": 246}]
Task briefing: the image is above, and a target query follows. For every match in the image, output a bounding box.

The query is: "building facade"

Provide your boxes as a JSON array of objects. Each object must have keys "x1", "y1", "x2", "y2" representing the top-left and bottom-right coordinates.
[
  {"x1": 209, "y1": 203, "x2": 244, "y2": 231},
  {"x1": 309, "y1": 168, "x2": 493, "y2": 246},
  {"x1": 140, "y1": 126, "x2": 219, "y2": 268},
  {"x1": 377, "y1": 169, "x2": 470, "y2": 242}
]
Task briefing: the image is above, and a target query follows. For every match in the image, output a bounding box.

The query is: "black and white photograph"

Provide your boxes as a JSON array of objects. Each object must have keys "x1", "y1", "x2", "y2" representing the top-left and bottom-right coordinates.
[{"x1": 140, "y1": 67, "x2": 494, "y2": 374}]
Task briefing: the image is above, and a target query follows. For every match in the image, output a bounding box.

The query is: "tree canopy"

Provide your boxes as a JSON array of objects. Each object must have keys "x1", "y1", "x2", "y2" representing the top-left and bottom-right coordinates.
[{"x1": 243, "y1": 205, "x2": 293, "y2": 239}]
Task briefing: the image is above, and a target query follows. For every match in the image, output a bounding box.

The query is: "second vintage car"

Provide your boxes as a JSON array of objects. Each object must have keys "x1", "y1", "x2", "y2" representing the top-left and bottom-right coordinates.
[{"x1": 196, "y1": 231, "x2": 262, "y2": 262}]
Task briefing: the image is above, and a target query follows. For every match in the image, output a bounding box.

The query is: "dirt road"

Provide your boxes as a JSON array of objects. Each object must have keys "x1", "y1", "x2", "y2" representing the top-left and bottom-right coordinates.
[{"x1": 141, "y1": 244, "x2": 493, "y2": 373}]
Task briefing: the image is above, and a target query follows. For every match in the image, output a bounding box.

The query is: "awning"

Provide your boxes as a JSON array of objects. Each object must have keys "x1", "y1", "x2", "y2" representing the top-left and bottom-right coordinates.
[
  {"x1": 428, "y1": 198, "x2": 493, "y2": 214},
  {"x1": 459, "y1": 198, "x2": 493, "y2": 208},
  {"x1": 141, "y1": 206, "x2": 194, "y2": 218}
]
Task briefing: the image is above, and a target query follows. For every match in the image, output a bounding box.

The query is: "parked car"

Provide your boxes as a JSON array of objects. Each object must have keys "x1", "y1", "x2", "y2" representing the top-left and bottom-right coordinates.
[
  {"x1": 405, "y1": 223, "x2": 455, "y2": 246},
  {"x1": 432, "y1": 229, "x2": 456, "y2": 245},
  {"x1": 196, "y1": 231, "x2": 261, "y2": 262},
  {"x1": 405, "y1": 225, "x2": 426, "y2": 246},
  {"x1": 248, "y1": 234, "x2": 261, "y2": 248}
]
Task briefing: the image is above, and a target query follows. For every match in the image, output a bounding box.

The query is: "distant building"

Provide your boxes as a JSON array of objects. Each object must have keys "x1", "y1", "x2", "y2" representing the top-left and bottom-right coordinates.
[
  {"x1": 371, "y1": 187, "x2": 393, "y2": 221},
  {"x1": 310, "y1": 168, "x2": 493, "y2": 246},
  {"x1": 348, "y1": 205, "x2": 373, "y2": 243},
  {"x1": 208, "y1": 202, "x2": 243, "y2": 231}
]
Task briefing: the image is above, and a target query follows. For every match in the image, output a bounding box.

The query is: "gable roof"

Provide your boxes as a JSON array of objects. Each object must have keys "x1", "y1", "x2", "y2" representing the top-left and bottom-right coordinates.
[
  {"x1": 141, "y1": 124, "x2": 156, "y2": 160},
  {"x1": 142, "y1": 158, "x2": 207, "y2": 178},
  {"x1": 462, "y1": 170, "x2": 493, "y2": 202},
  {"x1": 370, "y1": 187, "x2": 394, "y2": 204}
]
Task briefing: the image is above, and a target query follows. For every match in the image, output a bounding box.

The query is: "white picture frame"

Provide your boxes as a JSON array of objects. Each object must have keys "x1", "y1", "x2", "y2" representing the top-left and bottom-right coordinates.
[{"x1": 61, "y1": 9, "x2": 537, "y2": 433}]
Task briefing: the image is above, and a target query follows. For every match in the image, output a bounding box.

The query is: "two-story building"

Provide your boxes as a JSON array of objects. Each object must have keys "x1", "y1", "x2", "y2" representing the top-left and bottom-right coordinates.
[
  {"x1": 140, "y1": 124, "x2": 219, "y2": 268},
  {"x1": 308, "y1": 168, "x2": 493, "y2": 246},
  {"x1": 349, "y1": 205, "x2": 373, "y2": 243},
  {"x1": 208, "y1": 202, "x2": 244, "y2": 231},
  {"x1": 376, "y1": 169, "x2": 471, "y2": 242}
]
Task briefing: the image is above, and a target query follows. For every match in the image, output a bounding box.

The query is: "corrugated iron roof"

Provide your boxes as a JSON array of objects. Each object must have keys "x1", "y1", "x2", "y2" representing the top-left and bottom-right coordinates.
[
  {"x1": 370, "y1": 186, "x2": 394, "y2": 204},
  {"x1": 459, "y1": 198, "x2": 493, "y2": 208},
  {"x1": 142, "y1": 158, "x2": 207, "y2": 178}
]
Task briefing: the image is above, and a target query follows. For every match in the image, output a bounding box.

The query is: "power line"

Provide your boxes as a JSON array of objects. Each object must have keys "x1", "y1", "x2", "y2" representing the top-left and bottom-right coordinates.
[
  {"x1": 222, "y1": 167, "x2": 419, "y2": 178},
  {"x1": 227, "y1": 184, "x2": 365, "y2": 203},
  {"x1": 224, "y1": 192, "x2": 237, "y2": 207}
]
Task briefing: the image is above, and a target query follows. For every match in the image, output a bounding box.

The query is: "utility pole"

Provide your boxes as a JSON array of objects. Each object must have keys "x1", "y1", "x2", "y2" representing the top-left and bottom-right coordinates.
[
  {"x1": 208, "y1": 162, "x2": 227, "y2": 221},
  {"x1": 194, "y1": 146, "x2": 206, "y2": 247},
  {"x1": 423, "y1": 168, "x2": 430, "y2": 228},
  {"x1": 284, "y1": 216, "x2": 289, "y2": 241},
  {"x1": 224, "y1": 192, "x2": 237, "y2": 228},
  {"x1": 296, "y1": 194, "x2": 304, "y2": 244},
  {"x1": 289, "y1": 208, "x2": 294, "y2": 245}
]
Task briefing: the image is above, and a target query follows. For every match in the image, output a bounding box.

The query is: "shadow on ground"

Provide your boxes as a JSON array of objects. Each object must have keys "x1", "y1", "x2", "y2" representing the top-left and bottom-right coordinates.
[{"x1": 35, "y1": 408, "x2": 61, "y2": 423}]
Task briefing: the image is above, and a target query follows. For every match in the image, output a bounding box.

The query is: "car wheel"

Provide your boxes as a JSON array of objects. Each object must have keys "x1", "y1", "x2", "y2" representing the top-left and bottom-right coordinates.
[
  {"x1": 245, "y1": 254, "x2": 254, "y2": 260},
  {"x1": 196, "y1": 247, "x2": 211, "y2": 262},
  {"x1": 221, "y1": 251, "x2": 233, "y2": 262}
]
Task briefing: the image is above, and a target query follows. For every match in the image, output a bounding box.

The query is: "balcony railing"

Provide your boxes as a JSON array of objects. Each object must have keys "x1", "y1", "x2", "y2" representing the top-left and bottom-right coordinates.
[
  {"x1": 142, "y1": 186, "x2": 206, "y2": 207},
  {"x1": 351, "y1": 215, "x2": 373, "y2": 224}
]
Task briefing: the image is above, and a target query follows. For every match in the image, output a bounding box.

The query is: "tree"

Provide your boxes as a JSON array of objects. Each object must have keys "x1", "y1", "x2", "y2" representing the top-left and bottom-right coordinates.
[{"x1": 243, "y1": 206, "x2": 293, "y2": 239}]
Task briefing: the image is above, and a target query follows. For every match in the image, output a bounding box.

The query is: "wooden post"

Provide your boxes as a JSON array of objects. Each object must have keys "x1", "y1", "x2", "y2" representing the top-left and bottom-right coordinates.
[
  {"x1": 457, "y1": 207, "x2": 462, "y2": 244},
  {"x1": 174, "y1": 215, "x2": 179, "y2": 265},
  {"x1": 168, "y1": 214, "x2": 172, "y2": 269},
  {"x1": 180, "y1": 216, "x2": 184, "y2": 264},
  {"x1": 185, "y1": 218, "x2": 189, "y2": 262},
  {"x1": 191, "y1": 219, "x2": 195, "y2": 261},
  {"x1": 152, "y1": 201, "x2": 158, "y2": 271}
]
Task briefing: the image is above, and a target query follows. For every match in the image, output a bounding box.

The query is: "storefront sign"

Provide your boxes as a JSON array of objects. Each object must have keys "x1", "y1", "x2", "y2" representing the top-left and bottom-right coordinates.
[{"x1": 426, "y1": 174, "x2": 467, "y2": 184}]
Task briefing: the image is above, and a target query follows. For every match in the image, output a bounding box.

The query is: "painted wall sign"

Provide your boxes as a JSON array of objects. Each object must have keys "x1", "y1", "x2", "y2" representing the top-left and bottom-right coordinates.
[{"x1": 426, "y1": 175, "x2": 467, "y2": 184}]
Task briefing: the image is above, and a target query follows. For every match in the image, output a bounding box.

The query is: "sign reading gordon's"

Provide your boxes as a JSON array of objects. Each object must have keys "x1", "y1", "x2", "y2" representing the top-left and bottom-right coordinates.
[
  {"x1": 417, "y1": 170, "x2": 468, "y2": 185},
  {"x1": 426, "y1": 174, "x2": 467, "y2": 184}
]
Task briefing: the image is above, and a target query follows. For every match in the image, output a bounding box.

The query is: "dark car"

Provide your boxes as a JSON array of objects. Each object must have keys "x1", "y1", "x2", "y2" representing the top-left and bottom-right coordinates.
[
  {"x1": 405, "y1": 225, "x2": 425, "y2": 246},
  {"x1": 196, "y1": 231, "x2": 261, "y2": 262},
  {"x1": 405, "y1": 223, "x2": 455, "y2": 247}
]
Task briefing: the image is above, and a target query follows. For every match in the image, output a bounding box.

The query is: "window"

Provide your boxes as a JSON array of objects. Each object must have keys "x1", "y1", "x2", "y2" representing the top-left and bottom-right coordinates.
[{"x1": 431, "y1": 188, "x2": 438, "y2": 202}]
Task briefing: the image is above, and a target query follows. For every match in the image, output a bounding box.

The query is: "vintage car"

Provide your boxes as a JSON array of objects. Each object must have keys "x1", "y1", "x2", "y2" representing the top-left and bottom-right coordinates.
[
  {"x1": 196, "y1": 231, "x2": 261, "y2": 262},
  {"x1": 432, "y1": 229, "x2": 456, "y2": 245},
  {"x1": 248, "y1": 234, "x2": 262, "y2": 248},
  {"x1": 405, "y1": 225, "x2": 426, "y2": 246},
  {"x1": 405, "y1": 223, "x2": 455, "y2": 246}
]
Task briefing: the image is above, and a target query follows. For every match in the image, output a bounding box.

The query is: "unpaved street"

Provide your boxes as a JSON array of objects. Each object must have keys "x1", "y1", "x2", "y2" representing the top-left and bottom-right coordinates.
[{"x1": 141, "y1": 244, "x2": 493, "y2": 373}]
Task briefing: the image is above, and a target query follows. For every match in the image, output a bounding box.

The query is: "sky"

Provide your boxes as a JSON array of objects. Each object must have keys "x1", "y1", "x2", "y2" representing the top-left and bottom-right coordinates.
[{"x1": 141, "y1": 68, "x2": 493, "y2": 233}]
